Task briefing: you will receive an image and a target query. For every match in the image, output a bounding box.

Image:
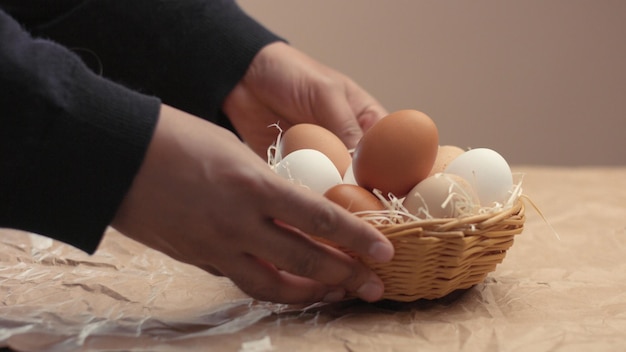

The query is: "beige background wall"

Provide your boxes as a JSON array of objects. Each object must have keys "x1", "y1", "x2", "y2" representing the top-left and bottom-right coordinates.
[{"x1": 238, "y1": 0, "x2": 626, "y2": 166}]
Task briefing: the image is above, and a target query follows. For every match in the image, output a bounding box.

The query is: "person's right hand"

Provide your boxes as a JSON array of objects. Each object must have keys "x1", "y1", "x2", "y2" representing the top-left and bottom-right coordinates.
[{"x1": 111, "y1": 104, "x2": 394, "y2": 304}]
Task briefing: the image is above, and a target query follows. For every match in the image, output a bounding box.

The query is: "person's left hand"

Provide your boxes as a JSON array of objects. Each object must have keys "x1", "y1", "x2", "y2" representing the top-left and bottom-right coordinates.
[{"x1": 222, "y1": 42, "x2": 387, "y2": 157}]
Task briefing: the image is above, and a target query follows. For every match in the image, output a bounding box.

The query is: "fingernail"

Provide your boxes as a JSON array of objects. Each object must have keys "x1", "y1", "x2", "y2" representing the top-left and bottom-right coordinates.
[
  {"x1": 369, "y1": 241, "x2": 394, "y2": 262},
  {"x1": 323, "y1": 289, "x2": 346, "y2": 303},
  {"x1": 356, "y1": 279, "x2": 384, "y2": 302}
]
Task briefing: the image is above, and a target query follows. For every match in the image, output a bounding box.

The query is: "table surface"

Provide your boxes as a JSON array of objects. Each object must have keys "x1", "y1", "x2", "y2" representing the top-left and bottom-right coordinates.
[{"x1": 1, "y1": 166, "x2": 625, "y2": 351}]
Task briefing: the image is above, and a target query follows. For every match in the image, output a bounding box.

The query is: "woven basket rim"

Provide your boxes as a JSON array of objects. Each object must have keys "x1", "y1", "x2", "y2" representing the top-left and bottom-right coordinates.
[{"x1": 372, "y1": 198, "x2": 525, "y2": 236}]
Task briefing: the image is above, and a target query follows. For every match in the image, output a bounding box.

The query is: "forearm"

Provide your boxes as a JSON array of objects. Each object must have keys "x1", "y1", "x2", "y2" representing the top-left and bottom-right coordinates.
[
  {"x1": 28, "y1": 0, "x2": 284, "y2": 127},
  {"x1": 0, "y1": 10, "x2": 160, "y2": 252}
]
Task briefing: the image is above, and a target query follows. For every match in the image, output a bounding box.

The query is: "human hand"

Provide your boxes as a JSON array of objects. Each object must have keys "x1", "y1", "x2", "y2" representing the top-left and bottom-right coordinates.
[
  {"x1": 223, "y1": 42, "x2": 387, "y2": 157},
  {"x1": 112, "y1": 105, "x2": 394, "y2": 304}
]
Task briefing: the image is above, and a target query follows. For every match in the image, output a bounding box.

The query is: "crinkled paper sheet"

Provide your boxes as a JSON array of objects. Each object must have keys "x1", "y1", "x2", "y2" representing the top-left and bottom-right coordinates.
[{"x1": 1, "y1": 166, "x2": 626, "y2": 351}]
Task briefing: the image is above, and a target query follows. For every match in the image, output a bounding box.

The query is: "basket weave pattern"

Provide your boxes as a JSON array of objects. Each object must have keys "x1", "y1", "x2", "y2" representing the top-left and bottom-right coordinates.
[{"x1": 361, "y1": 199, "x2": 525, "y2": 301}]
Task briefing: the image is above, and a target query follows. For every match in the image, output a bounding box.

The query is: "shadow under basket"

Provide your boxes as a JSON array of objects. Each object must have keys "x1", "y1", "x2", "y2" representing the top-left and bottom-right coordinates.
[{"x1": 360, "y1": 198, "x2": 526, "y2": 302}]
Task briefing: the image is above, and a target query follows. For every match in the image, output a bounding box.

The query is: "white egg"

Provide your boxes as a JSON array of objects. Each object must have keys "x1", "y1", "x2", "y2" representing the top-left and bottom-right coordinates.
[
  {"x1": 402, "y1": 173, "x2": 479, "y2": 219},
  {"x1": 274, "y1": 149, "x2": 343, "y2": 194},
  {"x1": 342, "y1": 163, "x2": 358, "y2": 185},
  {"x1": 444, "y1": 148, "x2": 513, "y2": 207}
]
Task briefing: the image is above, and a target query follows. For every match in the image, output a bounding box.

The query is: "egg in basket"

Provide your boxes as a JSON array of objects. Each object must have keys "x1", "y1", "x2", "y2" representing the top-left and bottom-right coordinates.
[{"x1": 267, "y1": 110, "x2": 525, "y2": 302}]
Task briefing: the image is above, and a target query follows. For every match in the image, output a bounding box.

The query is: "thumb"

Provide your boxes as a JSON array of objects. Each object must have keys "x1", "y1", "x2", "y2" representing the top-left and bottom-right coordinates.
[{"x1": 313, "y1": 86, "x2": 386, "y2": 150}]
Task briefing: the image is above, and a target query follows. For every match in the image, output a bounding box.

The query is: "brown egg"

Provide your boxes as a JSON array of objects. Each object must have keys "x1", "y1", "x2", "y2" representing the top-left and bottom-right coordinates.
[
  {"x1": 279, "y1": 124, "x2": 352, "y2": 177},
  {"x1": 428, "y1": 145, "x2": 465, "y2": 176},
  {"x1": 324, "y1": 184, "x2": 385, "y2": 213},
  {"x1": 352, "y1": 110, "x2": 439, "y2": 198}
]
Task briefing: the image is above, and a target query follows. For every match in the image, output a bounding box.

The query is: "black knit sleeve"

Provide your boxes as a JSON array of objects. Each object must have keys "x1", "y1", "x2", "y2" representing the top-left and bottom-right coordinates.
[
  {"x1": 30, "y1": 0, "x2": 284, "y2": 130},
  {"x1": 0, "y1": 10, "x2": 160, "y2": 253}
]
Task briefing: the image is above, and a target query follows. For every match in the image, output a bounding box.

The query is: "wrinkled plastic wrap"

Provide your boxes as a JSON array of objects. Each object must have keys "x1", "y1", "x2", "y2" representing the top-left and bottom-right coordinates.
[{"x1": 2, "y1": 166, "x2": 626, "y2": 351}]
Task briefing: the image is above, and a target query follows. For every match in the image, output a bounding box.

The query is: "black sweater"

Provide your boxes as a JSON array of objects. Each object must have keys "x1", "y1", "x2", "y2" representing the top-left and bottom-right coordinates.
[{"x1": 0, "y1": 1, "x2": 281, "y2": 252}]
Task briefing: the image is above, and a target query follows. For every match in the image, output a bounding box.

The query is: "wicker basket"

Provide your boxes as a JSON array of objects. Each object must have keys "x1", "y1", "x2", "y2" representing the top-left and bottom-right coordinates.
[
  {"x1": 357, "y1": 198, "x2": 525, "y2": 302},
  {"x1": 266, "y1": 132, "x2": 525, "y2": 302}
]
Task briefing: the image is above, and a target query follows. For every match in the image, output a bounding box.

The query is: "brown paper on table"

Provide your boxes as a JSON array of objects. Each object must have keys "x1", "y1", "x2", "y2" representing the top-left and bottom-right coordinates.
[{"x1": 1, "y1": 166, "x2": 626, "y2": 351}]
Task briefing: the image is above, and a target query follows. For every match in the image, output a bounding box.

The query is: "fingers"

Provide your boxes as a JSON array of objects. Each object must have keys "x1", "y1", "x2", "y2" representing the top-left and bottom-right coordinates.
[
  {"x1": 221, "y1": 248, "x2": 384, "y2": 304},
  {"x1": 343, "y1": 79, "x2": 388, "y2": 136},
  {"x1": 313, "y1": 89, "x2": 364, "y2": 149},
  {"x1": 268, "y1": 181, "x2": 394, "y2": 263},
  {"x1": 220, "y1": 254, "x2": 340, "y2": 304},
  {"x1": 310, "y1": 75, "x2": 387, "y2": 150},
  {"x1": 241, "y1": 217, "x2": 387, "y2": 302}
]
